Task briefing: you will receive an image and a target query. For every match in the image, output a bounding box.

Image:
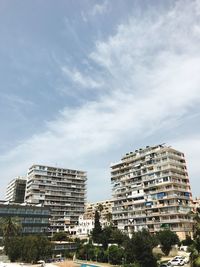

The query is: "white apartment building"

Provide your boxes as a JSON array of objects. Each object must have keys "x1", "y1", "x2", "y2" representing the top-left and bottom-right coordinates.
[
  {"x1": 67, "y1": 214, "x2": 111, "y2": 238},
  {"x1": 25, "y1": 164, "x2": 87, "y2": 232},
  {"x1": 6, "y1": 177, "x2": 27, "y2": 203},
  {"x1": 66, "y1": 215, "x2": 94, "y2": 237},
  {"x1": 65, "y1": 200, "x2": 113, "y2": 237},
  {"x1": 111, "y1": 144, "x2": 193, "y2": 240}
]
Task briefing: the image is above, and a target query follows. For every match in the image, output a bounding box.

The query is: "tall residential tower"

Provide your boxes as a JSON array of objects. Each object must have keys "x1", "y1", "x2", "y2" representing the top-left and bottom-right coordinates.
[
  {"x1": 6, "y1": 177, "x2": 26, "y2": 203},
  {"x1": 25, "y1": 164, "x2": 87, "y2": 232},
  {"x1": 111, "y1": 144, "x2": 193, "y2": 240}
]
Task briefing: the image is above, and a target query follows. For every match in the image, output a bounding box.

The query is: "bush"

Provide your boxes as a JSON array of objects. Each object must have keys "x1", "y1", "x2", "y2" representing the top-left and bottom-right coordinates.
[
  {"x1": 181, "y1": 236, "x2": 193, "y2": 246},
  {"x1": 130, "y1": 230, "x2": 157, "y2": 267},
  {"x1": 108, "y1": 245, "x2": 124, "y2": 265},
  {"x1": 6, "y1": 237, "x2": 22, "y2": 262},
  {"x1": 5, "y1": 235, "x2": 52, "y2": 263}
]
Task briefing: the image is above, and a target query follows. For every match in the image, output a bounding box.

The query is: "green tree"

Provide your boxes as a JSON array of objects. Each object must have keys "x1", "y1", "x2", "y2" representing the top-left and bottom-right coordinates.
[
  {"x1": 76, "y1": 243, "x2": 96, "y2": 261},
  {"x1": 100, "y1": 226, "x2": 113, "y2": 249},
  {"x1": 97, "y1": 248, "x2": 107, "y2": 263},
  {"x1": 0, "y1": 217, "x2": 52, "y2": 263},
  {"x1": 156, "y1": 229, "x2": 179, "y2": 256},
  {"x1": 111, "y1": 227, "x2": 128, "y2": 246},
  {"x1": 105, "y1": 212, "x2": 112, "y2": 223},
  {"x1": 0, "y1": 216, "x2": 21, "y2": 238},
  {"x1": 5, "y1": 235, "x2": 52, "y2": 263},
  {"x1": 21, "y1": 236, "x2": 38, "y2": 262},
  {"x1": 130, "y1": 229, "x2": 157, "y2": 267},
  {"x1": 92, "y1": 210, "x2": 102, "y2": 243},
  {"x1": 52, "y1": 231, "x2": 70, "y2": 241},
  {"x1": 5, "y1": 236, "x2": 22, "y2": 262},
  {"x1": 0, "y1": 216, "x2": 22, "y2": 255},
  {"x1": 74, "y1": 238, "x2": 88, "y2": 260},
  {"x1": 189, "y1": 244, "x2": 200, "y2": 267},
  {"x1": 95, "y1": 225, "x2": 128, "y2": 249},
  {"x1": 98, "y1": 204, "x2": 104, "y2": 214},
  {"x1": 182, "y1": 235, "x2": 193, "y2": 246},
  {"x1": 36, "y1": 235, "x2": 52, "y2": 261},
  {"x1": 108, "y1": 245, "x2": 124, "y2": 265},
  {"x1": 94, "y1": 246, "x2": 100, "y2": 261},
  {"x1": 123, "y1": 235, "x2": 135, "y2": 264},
  {"x1": 21, "y1": 235, "x2": 52, "y2": 263}
]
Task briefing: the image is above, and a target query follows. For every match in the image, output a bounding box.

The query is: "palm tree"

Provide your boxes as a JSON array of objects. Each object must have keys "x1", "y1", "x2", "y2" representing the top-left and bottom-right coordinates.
[
  {"x1": 0, "y1": 216, "x2": 22, "y2": 254},
  {"x1": 0, "y1": 216, "x2": 21, "y2": 238}
]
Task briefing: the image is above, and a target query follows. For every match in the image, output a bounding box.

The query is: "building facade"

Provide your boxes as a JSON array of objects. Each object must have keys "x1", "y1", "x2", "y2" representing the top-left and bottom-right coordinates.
[
  {"x1": 111, "y1": 144, "x2": 193, "y2": 240},
  {"x1": 75, "y1": 215, "x2": 94, "y2": 237},
  {"x1": 63, "y1": 200, "x2": 113, "y2": 237},
  {"x1": 25, "y1": 164, "x2": 87, "y2": 232},
  {"x1": 72, "y1": 200, "x2": 113, "y2": 238},
  {"x1": 5, "y1": 177, "x2": 26, "y2": 203},
  {"x1": 74, "y1": 214, "x2": 110, "y2": 238},
  {"x1": 85, "y1": 199, "x2": 113, "y2": 221},
  {"x1": 0, "y1": 201, "x2": 50, "y2": 235},
  {"x1": 51, "y1": 241, "x2": 77, "y2": 257}
]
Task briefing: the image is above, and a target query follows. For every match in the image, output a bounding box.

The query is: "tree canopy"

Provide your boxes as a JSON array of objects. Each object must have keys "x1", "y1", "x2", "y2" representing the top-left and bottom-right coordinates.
[
  {"x1": 129, "y1": 229, "x2": 158, "y2": 267},
  {"x1": 91, "y1": 210, "x2": 102, "y2": 243},
  {"x1": 0, "y1": 216, "x2": 22, "y2": 256},
  {"x1": 156, "y1": 229, "x2": 179, "y2": 256},
  {"x1": 52, "y1": 231, "x2": 70, "y2": 241},
  {"x1": 0, "y1": 216, "x2": 22, "y2": 238}
]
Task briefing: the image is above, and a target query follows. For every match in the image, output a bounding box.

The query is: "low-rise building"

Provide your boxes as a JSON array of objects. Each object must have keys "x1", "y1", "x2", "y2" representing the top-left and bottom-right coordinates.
[
  {"x1": 69, "y1": 199, "x2": 114, "y2": 238},
  {"x1": 0, "y1": 201, "x2": 50, "y2": 235},
  {"x1": 52, "y1": 241, "x2": 77, "y2": 257},
  {"x1": 75, "y1": 214, "x2": 110, "y2": 238},
  {"x1": 65, "y1": 214, "x2": 110, "y2": 238}
]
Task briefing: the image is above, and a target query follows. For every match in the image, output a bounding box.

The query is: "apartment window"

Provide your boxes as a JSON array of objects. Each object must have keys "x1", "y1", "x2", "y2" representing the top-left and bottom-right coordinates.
[{"x1": 163, "y1": 177, "x2": 169, "y2": 182}]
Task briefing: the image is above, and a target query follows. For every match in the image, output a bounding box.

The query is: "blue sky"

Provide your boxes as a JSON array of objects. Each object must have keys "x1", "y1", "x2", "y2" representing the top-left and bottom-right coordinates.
[{"x1": 1, "y1": 0, "x2": 200, "y2": 201}]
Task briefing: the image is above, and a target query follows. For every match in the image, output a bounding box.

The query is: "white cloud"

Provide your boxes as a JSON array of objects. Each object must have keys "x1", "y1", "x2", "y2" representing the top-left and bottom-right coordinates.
[
  {"x1": 91, "y1": 1, "x2": 108, "y2": 16},
  {"x1": 62, "y1": 66, "x2": 103, "y2": 89},
  {"x1": 2, "y1": 93, "x2": 34, "y2": 108},
  {"x1": 81, "y1": 0, "x2": 109, "y2": 22},
  {"x1": 1, "y1": 1, "x2": 200, "y2": 200}
]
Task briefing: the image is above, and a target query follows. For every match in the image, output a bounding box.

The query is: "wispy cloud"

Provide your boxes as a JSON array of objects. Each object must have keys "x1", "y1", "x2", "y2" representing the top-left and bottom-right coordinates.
[
  {"x1": 81, "y1": 0, "x2": 109, "y2": 22},
  {"x1": 91, "y1": 1, "x2": 109, "y2": 16},
  {"x1": 61, "y1": 66, "x2": 103, "y2": 89},
  {"x1": 2, "y1": 94, "x2": 34, "y2": 107},
  {"x1": 1, "y1": 1, "x2": 200, "y2": 200}
]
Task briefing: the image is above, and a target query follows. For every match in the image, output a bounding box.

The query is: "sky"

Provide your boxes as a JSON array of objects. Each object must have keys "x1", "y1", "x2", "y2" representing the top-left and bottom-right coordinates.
[{"x1": 0, "y1": 0, "x2": 200, "y2": 202}]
